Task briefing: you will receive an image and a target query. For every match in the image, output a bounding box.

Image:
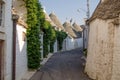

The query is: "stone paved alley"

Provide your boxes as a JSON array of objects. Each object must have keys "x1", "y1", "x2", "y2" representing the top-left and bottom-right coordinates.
[{"x1": 30, "y1": 48, "x2": 92, "y2": 80}]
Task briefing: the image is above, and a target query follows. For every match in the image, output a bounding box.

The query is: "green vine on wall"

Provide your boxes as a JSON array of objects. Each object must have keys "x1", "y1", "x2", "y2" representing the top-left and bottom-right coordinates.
[
  {"x1": 25, "y1": 0, "x2": 44, "y2": 69},
  {"x1": 42, "y1": 21, "x2": 67, "y2": 56},
  {"x1": 56, "y1": 31, "x2": 67, "y2": 50},
  {"x1": 24, "y1": 0, "x2": 67, "y2": 69},
  {"x1": 42, "y1": 21, "x2": 56, "y2": 57}
]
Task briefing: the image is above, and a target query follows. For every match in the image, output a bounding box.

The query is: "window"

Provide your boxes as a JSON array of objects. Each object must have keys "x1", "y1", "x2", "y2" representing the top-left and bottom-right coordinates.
[
  {"x1": 22, "y1": 32, "x2": 26, "y2": 41},
  {"x1": 0, "y1": 2, "x2": 2, "y2": 26},
  {"x1": 0, "y1": 1, "x2": 4, "y2": 27}
]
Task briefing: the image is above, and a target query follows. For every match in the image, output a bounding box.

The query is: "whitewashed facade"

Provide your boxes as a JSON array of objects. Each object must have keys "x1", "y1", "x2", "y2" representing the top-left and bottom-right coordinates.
[
  {"x1": 85, "y1": 0, "x2": 120, "y2": 80},
  {"x1": 16, "y1": 24, "x2": 27, "y2": 80},
  {"x1": 62, "y1": 36, "x2": 83, "y2": 51},
  {"x1": 40, "y1": 32, "x2": 44, "y2": 60},
  {"x1": 54, "y1": 40, "x2": 58, "y2": 52},
  {"x1": 0, "y1": 0, "x2": 28, "y2": 80},
  {"x1": 62, "y1": 22, "x2": 83, "y2": 51},
  {"x1": 13, "y1": 0, "x2": 28, "y2": 80},
  {"x1": 0, "y1": 0, "x2": 13, "y2": 80},
  {"x1": 85, "y1": 18, "x2": 120, "y2": 80},
  {"x1": 82, "y1": 25, "x2": 88, "y2": 49}
]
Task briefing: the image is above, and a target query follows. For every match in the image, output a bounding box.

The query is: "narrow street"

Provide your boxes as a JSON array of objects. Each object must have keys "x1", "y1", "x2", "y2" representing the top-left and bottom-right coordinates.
[{"x1": 30, "y1": 48, "x2": 92, "y2": 80}]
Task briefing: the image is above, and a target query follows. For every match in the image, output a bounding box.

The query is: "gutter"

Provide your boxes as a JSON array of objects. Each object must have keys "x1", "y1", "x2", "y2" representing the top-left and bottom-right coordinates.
[{"x1": 12, "y1": 14, "x2": 19, "y2": 80}]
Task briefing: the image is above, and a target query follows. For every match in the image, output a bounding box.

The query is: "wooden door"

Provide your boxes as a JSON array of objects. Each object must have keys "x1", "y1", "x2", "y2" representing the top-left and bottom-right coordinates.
[{"x1": 0, "y1": 40, "x2": 4, "y2": 80}]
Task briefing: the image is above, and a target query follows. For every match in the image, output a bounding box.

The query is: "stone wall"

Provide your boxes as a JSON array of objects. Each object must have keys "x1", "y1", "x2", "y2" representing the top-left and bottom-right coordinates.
[
  {"x1": 13, "y1": 0, "x2": 27, "y2": 21},
  {"x1": 85, "y1": 18, "x2": 120, "y2": 80},
  {"x1": 111, "y1": 20, "x2": 120, "y2": 80}
]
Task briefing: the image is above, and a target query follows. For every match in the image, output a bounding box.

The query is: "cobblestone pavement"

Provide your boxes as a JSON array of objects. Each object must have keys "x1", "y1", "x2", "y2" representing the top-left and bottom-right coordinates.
[{"x1": 30, "y1": 48, "x2": 92, "y2": 80}]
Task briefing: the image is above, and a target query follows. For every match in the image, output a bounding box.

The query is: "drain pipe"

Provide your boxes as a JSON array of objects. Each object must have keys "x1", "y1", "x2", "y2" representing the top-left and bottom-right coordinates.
[
  {"x1": 12, "y1": 14, "x2": 19, "y2": 80},
  {"x1": 83, "y1": 27, "x2": 85, "y2": 49}
]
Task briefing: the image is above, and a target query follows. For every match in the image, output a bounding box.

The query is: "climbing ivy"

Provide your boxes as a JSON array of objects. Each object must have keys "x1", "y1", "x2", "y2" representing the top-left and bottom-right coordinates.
[
  {"x1": 42, "y1": 21, "x2": 56, "y2": 57},
  {"x1": 25, "y1": 0, "x2": 44, "y2": 69},
  {"x1": 24, "y1": 0, "x2": 67, "y2": 69},
  {"x1": 56, "y1": 31, "x2": 67, "y2": 50},
  {"x1": 42, "y1": 20, "x2": 67, "y2": 54},
  {"x1": 49, "y1": 28, "x2": 56, "y2": 53}
]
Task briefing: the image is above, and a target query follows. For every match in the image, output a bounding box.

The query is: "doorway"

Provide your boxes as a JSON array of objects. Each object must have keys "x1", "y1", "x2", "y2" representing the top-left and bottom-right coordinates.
[{"x1": 0, "y1": 40, "x2": 4, "y2": 80}]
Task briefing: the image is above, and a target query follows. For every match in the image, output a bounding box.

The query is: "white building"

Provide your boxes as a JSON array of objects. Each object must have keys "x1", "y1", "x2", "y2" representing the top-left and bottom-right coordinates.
[
  {"x1": 85, "y1": 0, "x2": 120, "y2": 80},
  {"x1": 16, "y1": 19, "x2": 27, "y2": 80},
  {"x1": 44, "y1": 12, "x2": 58, "y2": 53},
  {"x1": 0, "y1": 0, "x2": 13, "y2": 80},
  {"x1": 81, "y1": 25, "x2": 88, "y2": 49},
  {"x1": 13, "y1": 0, "x2": 28, "y2": 80},
  {"x1": 49, "y1": 12, "x2": 65, "y2": 31},
  {"x1": 0, "y1": 0, "x2": 28, "y2": 80},
  {"x1": 63, "y1": 21, "x2": 83, "y2": 50}
]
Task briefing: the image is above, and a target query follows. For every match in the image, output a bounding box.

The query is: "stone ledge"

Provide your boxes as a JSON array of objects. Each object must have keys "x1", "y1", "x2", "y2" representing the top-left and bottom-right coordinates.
[
  {"x1": 22, "y1": 70, "x2": 36, "y2": 80},
  {"x1": 40, "y1": 53, "x2": 53, "y2": 65}
]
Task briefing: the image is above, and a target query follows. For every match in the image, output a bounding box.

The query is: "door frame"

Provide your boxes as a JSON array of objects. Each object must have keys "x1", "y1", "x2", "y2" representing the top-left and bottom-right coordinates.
[{"x1": 0, "y1": 40, "x2": 4, "y2": 80}]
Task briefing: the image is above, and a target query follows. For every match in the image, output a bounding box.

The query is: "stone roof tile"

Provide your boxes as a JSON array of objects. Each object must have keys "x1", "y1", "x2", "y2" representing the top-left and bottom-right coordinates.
[{"x1": 90, "y1": 0, "x2": 120, "y2": 21}]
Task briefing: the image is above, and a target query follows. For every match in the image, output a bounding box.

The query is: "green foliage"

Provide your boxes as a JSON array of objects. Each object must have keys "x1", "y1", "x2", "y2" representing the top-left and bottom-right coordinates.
[
  {"x1": 25, "y1": 0, "x2": 43, "y2": 69},
  {"x1": 83, "y1": 48, "x2": 87, "y2": 57},
  {"x1": 49, "y1": 28, "x2": 56, "y2": 52},
  {"x1": 25, "y1": 0, "x2": 67, "y2": 69},
  {"x1": 42, "y1": 21, "x2": 57, "y2": 57},
  {"x1": 56, "y1": 31, "x2": 67, "y2": 50},
  {"x1": 42, "y1": 20, "x2": 67, "y2": 54}
]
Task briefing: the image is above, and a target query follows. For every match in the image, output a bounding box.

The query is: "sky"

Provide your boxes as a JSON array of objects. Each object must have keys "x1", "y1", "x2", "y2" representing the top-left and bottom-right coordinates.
[{"x1": 40, "y1": 0, "x2": 100, "y2": 25}]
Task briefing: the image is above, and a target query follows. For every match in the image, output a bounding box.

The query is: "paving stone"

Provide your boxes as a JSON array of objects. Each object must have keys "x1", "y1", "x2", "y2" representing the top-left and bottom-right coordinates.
[{"x1": 30, "y1": 48, "x2": 92, "y2": 80}]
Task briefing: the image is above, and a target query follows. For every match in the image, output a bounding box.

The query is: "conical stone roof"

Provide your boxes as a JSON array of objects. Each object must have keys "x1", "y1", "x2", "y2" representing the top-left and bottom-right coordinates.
[
  {"x1": 49, "y1": 12, "x2": 64, "y2": 30},
  {"x1": 63, "y1": 21, "x2": 77, "y2": 38},
  {"x1": 45, "y1": 13, "x2": 56, "y2": 27},
  {"x1": 72, "y1": 22, "x2": 83, "y2": 32},
  {"x1": 90, "y1": 0, "x2": 120, "y2": 21}
]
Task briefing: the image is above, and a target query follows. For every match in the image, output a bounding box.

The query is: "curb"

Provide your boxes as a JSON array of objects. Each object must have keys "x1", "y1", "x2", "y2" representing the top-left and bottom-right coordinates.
[
  {"x1": 22, "y1": 53, "x2": 54, "y2": 80},
  {"x1": 22, "y1": 70, "x2": 36, "y2": 80}
]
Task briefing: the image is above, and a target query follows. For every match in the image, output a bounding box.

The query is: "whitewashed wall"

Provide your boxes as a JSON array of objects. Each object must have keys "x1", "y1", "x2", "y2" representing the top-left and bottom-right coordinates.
[
  {"x1": 1, "y1": 0, "x2": 27, "y2": 80},
  {"x1": 62, "y1": 38, "x2": 66, "y2": 51},
  {"x1": 63, "y1": 36, "x2": 83, "y2": 51},
  {"x1": 66, "y1": 37, "x2": 74, "y2": 50},
  {"x1": 74, "y1": 38, "x2": 83, "y2": 48},
  {"x1": 40, "y1": 33, "x2": 43, "y2": 60},
  {"x1": 54, "y1": 40, "x2": 58, "y2": 52},
  {"x1": 85, "y1": 18, "x2": 120, "y2": 80},
  {"x1": 83, "y1": 27, "x2": 88, "y2": 49},
  {"x1": 16, "y1": 24, "x2": 27, "y2": 80},
  {"x1": 3, "y1": 0, "x2": 13, "y2": 80}
]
